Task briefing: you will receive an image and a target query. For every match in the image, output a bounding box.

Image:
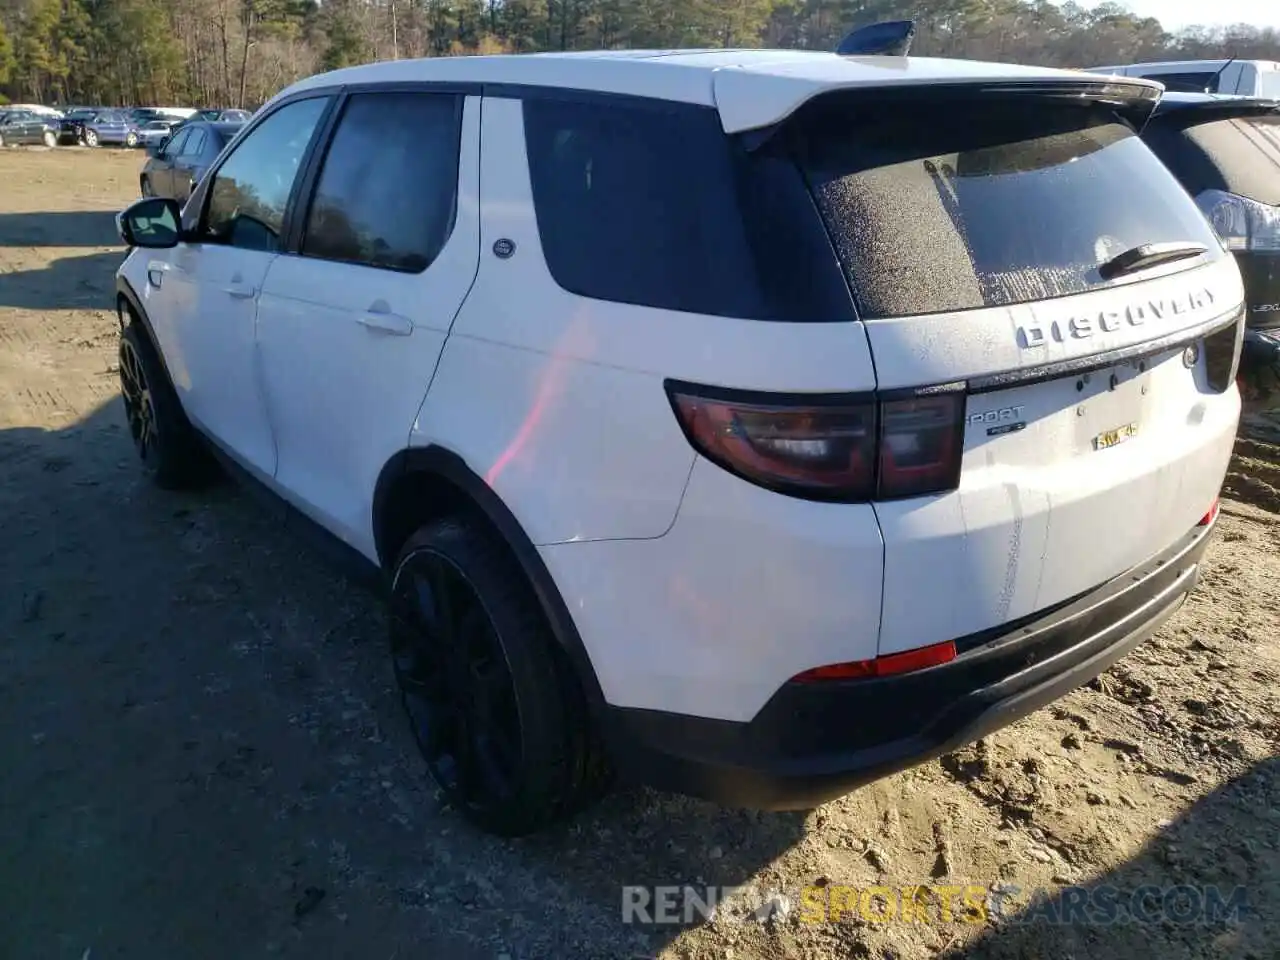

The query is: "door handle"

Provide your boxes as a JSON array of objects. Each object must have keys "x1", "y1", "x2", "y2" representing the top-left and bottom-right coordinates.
[
  {"x1": 356, "y1": 312, "x2": 414, "y2": 336},
  {"x1": 146, "y1": 260, "x2": 171, "y2": 288},
  {"x1": 223, "y1": 274, "x2": 256, "y2": 299}
]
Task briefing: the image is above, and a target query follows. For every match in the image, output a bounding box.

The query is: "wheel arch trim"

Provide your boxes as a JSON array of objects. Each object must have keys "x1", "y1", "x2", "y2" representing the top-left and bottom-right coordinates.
[
  {"x1": 116, "y1": 275, "x2": 168, "y2": 363},
  {"x1": 373, "y1": 445, "x2": 607, "y2": 713}
]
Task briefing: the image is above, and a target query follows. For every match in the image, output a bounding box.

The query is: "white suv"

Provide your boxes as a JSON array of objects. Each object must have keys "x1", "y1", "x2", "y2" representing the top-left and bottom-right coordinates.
[{"x1": 113, "y1": 46, "x2": 1245, "y2": 836}]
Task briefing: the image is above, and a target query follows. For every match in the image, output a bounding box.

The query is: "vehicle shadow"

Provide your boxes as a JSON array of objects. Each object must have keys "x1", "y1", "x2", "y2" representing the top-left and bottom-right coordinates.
[
  {"x1": 0, "y1": 396, "x2": 807, "y2": 959},
  {"x1": 945, "y1": 756, "x2": 1277, "y2": 959},
  {"x1": 0, "y1": 251, "x2": 122, "y2": 310},
  {"x1": 0, "y1": 210, "x2": 120, "y2": 247}
]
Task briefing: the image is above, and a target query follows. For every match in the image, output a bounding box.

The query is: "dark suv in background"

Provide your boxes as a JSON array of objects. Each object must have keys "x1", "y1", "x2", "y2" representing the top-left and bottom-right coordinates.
[
  {"x1": 0, "y1": 109, "x2": 58, "y2": 147},
  {"x1": 1142, "y1": 93, "x2": 1280, "y2": 331},
  {"x1": 139, "y1": 120, "x2": 243, "y2": 202}
]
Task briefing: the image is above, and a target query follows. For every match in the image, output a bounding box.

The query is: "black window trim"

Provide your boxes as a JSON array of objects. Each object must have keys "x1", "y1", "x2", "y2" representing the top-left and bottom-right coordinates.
[
  {"x1": 286, "y1": 88, "x2": 466, "y2": 274},
  {"x1": 180, "y1": 125, "x2": 208, "y2": 158}
]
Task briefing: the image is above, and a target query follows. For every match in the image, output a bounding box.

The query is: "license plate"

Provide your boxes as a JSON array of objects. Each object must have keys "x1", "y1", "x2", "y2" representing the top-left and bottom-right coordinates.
[{"x1": 1094, "y1": 423, "x2": 1139, "y2": 451}]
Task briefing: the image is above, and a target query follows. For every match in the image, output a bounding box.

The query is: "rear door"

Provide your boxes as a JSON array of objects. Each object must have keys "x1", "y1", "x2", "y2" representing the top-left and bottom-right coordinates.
[
  {"x1": 783, "y1": 89, "x2": 1245, "y2": 653},
  {"x1": 255, "y1": 90, "x2": 480, "y2": 557}
]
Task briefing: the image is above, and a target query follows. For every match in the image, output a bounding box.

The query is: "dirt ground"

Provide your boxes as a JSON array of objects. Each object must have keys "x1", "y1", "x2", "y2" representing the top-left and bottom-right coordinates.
[{"x1": 1, "y1": 147, "x2": 1278, "y2": 960}]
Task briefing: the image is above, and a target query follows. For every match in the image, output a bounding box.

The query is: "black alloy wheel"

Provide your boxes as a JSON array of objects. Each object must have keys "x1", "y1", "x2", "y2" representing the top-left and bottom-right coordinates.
[
  {"x1": 116, "y1": 321, "x2": 217, "y2": 489},
  {"x1": 391, "y1": 548, "x2": 524, "y2": 817},
  {"x1": 119, "y1": 332, "x2": 159, "y2": 466}
]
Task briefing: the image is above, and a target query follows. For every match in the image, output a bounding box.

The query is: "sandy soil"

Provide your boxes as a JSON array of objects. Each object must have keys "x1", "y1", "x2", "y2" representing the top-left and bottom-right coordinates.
[{"x1": 1, "y1": 147, "x2": 1278, "y2": 960}]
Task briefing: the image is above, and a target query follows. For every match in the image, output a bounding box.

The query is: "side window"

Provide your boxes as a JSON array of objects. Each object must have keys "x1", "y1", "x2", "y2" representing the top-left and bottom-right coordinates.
[
  {"x1": 1139, "y1": 70, "x2": 1220, "y2": 93},
  {"x1": 162, "y1": 129, "x2": 189, "y2": 158},
  {"x1": 181, "y1": 128, "x2": 207, "y2": 157},
  {"x1": 201, "y1": 96, "x2": 329, "y2": 253},
  {"x1": 1261, "y1": 72, "x2": 1280, "y2": 98},
  {"x1": 523, "y1": 98, "x2": 782, "y2": 318},
  {"x1": 300, "y1": 92, "x2": 460, "y2": 272}
]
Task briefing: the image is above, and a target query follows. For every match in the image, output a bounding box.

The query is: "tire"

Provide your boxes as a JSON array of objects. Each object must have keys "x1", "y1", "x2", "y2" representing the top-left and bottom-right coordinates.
[
  {"x1": 389, "y1": 518, "x2": 602, "y2": 836},
  {"x1": 1240, "y1": 329, "x2": 1280, "y2": 415},
  {"x1": 118, "y1": 320, "x2": 218, "y2": 490},
  {"x1": 125, "y1": 131, "x2": 138, "y2": 148},
  {"x1": 0, "y1": 133, "x2": 6, "y2": 148},
  {"x1": 84, "y1": 129, "x2": 98, "y2": 147},
  {"x1": 42, "y1": 130, "x2": 56, "y2": 148},
  {"x1": 140, "y1": 176, "x2": 153, "y2": 197}
]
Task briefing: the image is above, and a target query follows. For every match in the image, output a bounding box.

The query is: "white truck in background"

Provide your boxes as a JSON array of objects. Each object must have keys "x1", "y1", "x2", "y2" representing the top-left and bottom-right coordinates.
[{"x1": 1089, "y1": 59, "x2": 1280, "y2": 96}]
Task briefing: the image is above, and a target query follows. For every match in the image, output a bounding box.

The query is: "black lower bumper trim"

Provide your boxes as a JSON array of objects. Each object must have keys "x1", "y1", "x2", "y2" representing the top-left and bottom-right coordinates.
[{"x1": 604, "y1": 521, "x2": 1214, "y2": 809}]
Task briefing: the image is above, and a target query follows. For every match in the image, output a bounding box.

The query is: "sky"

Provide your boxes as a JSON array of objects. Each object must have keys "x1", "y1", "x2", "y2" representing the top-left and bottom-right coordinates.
[{"x1": 1119, "y1": 0, "x2": 1280, "y2": 31}]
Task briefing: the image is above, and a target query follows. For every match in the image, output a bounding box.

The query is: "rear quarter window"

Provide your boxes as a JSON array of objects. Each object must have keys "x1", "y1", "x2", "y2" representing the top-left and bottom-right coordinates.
[{"x1": 522, "y1": 96, "x2": 854, "y2": 322}]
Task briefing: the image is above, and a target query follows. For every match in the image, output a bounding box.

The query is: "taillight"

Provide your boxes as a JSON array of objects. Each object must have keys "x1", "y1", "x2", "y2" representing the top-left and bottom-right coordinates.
[
  {"x1": 1196, "y1": 189, "x2": 1280, "y2": 252},
  {"x1": 877, "y1": 394, "x2": 965, "y2": 499},
  {"x1": 791, "y1": 640, "x2": 957, "y2": 683},
  {"x1": 665, "y1": 381, "x2": 965, "y2": 502}
]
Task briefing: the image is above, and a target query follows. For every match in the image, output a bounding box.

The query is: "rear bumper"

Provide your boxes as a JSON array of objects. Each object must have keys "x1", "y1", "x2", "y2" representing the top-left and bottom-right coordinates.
[{"x1": 605, "y1": 518, "x2": 1214, "y2": 810}]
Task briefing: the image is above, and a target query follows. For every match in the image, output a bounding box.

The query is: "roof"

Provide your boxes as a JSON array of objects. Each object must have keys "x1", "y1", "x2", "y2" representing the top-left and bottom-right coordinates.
[{"x1": 279, "y1": 49, "x2": 1158, "y2": 134}]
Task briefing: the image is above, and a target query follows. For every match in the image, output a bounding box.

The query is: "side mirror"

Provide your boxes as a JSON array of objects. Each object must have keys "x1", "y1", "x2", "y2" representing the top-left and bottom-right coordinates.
[
  {"x1": 116, "y1": 197, "x2": 182, "y2": 249},
  {"x1": 145, "y1": 142, "x2": 161, "y2": 158}
]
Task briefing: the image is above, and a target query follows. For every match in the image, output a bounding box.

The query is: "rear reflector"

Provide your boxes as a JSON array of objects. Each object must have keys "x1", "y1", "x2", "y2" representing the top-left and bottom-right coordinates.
[
  {"x1": 1198, "y1": 497, "x2": 1220, "y2": 526},
  {"x1": 791, "y1": 640, "x2": 957, "y2": 683}
]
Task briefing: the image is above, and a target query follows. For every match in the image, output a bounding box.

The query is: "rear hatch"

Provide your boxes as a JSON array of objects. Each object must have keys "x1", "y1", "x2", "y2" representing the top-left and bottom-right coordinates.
[
  {"x1": 761, "y1": 84, "x2": 1245, "y2": 654},
  {"x1": 1142, "y1": 102, "x2": 1280, "y2": 331}
]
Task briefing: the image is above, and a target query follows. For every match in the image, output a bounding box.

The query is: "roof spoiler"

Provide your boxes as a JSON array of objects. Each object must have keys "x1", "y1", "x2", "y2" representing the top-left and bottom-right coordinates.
[
  {"x1": 836, "y1": 20, "x2": 915, "y2": 57},
  {"x1": 737, "y1": 78, "x2": 1164, "y2": 152}
]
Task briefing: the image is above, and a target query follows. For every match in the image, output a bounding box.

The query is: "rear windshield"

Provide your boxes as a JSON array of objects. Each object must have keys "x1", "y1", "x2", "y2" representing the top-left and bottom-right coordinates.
[
  {"x1": 1145, "y1": 115, "x2": 1280, "y2": 207},
  {"x1": 791, "y1": 96, "x2": 1224, "y2": 320},
  {"x1": 1138, "y1": 71, "x2": 1221, "y2": 93}
]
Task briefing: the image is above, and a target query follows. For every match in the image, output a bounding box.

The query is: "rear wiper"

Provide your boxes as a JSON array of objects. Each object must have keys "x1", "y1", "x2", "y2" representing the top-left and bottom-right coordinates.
[{"x1": 1097, "y1": 241, "x2": 1209, "y2": 281}]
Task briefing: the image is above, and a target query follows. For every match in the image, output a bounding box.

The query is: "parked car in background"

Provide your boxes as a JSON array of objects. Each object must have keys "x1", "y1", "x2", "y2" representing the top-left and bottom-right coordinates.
[
  {"x1": 1090, "y1": 59, "x2": 1280, "y2": 96},
  {"x1": 192, "y1": 108, "x2": 252, "y2": 123},
  {"x1": 1141, "y1": 93, "x2": 1280, "y2": 333},
  {"x1": 134, "y1": 118, "x2": 181, "y2": 148},
  {"x1": 7, "y1": 103, "x2": 63, "y2": 120},
  {"x1": 171, "y1": 108, "x2": 252, "y2": 133},
  {"x1": 0, "y1": 109, "x2": 59, "y2": 147},
  {"x1": 81, "y1": 110, "x2": 141, "y2": 147},
  {"x1": 130, "y1": 107, "x2": 192, "y2": 126},
  {"x1": 139, "y1": 120, "x2": 242, "y2": 201},
  {"x1": 59, "y1": 108, "x2": 109, "y2": 144}
]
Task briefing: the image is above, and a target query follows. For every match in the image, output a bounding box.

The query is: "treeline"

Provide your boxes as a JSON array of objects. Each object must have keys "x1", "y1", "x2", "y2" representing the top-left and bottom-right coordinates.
[{"x1": 0, "y1": 0, "x2": 1277, "y2": 109}]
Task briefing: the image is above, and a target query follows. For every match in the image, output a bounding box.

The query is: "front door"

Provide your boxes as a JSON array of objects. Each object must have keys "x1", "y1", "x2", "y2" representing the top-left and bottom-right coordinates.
[
  {"x1": 155, "y1": 95, "x2": 332, "y2": 481},
  {"x1": 255, "y1": 91, "x2": 480, "y2": 558},
  {"x1": 172, "y1": 126, "x2": 208, "y2": 203}
]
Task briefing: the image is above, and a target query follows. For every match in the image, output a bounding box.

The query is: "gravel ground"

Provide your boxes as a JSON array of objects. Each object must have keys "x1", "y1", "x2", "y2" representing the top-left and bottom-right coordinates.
[{"x1": 1, "y1": 147, "x2": 1278, "y2": 960}]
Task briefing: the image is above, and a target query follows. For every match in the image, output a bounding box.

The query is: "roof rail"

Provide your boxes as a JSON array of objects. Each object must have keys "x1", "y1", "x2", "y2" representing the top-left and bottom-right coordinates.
[{"x1": 836, "y1": 20, "x2": 915, "y2": 57}]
